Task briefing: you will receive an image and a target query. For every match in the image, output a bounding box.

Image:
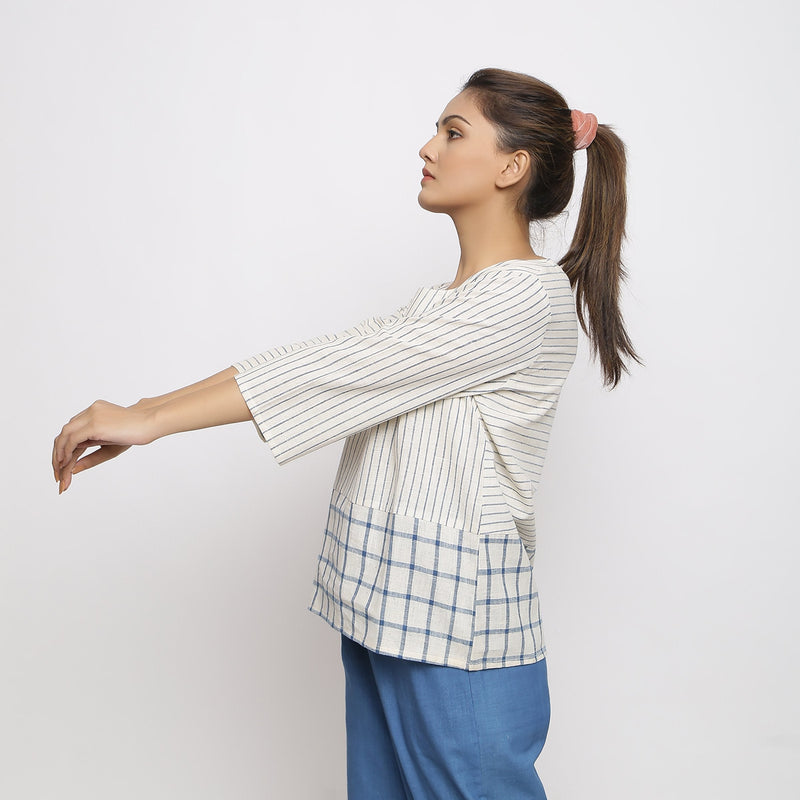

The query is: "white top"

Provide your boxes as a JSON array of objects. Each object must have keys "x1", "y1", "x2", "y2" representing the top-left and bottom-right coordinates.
[{"x1": 234, "y1": 258, "x2": 578, "y2": 669}]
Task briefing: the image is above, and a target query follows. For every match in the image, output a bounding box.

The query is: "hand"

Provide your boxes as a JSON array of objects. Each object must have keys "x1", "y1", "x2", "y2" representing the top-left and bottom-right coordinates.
[
  {"x1": 52, "y1": 400, "x2": 156, "y2": 494},
  {"x1": 52, "y1": 374, "x2": 252, "y2": 494}
]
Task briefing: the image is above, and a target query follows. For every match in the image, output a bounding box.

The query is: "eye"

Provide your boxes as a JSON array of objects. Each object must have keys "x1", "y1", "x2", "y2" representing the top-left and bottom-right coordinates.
[{"x1": 447, "y1": 128, "x2": 462, "y2": 140}]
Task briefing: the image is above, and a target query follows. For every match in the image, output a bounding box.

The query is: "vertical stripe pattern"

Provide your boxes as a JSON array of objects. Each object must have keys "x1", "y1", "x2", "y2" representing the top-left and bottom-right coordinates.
[{"x1": 234, "y1": 259, "x2": 578, "y2": 669}]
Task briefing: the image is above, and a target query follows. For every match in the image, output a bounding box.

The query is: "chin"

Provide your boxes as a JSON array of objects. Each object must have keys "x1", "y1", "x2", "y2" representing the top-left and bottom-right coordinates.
[{"x1": 417, "y1": 191, "x2": 450, "y2": 215}]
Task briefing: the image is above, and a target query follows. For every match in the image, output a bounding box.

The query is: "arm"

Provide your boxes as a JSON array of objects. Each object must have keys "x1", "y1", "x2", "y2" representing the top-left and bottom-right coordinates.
[
  {"x1": 53, "y1": 370, "x2": 253, "y2": 494},
  {"x1": 132, "y1": 366, "x2": 238, "y2": 411},
  {"x1": 235, "y1": 268, "x2": 551, "y2": 464}
]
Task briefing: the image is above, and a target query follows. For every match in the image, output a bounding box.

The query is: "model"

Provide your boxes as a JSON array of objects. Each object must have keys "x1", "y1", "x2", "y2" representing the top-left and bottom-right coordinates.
[{"x1": 52, "y1": 67, "x2": 640, "y2": 799}]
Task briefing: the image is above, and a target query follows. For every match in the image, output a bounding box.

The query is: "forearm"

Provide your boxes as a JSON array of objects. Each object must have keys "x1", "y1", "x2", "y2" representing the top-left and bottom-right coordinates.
[
  {"x1": 53, "y1": 373, "x2": 255, "y2": 493},
  {"x1": 133, "y1": 366, "x2": 239, "y2": 411},
  {"x1": 147, "y1": 375, "x2": 254, "y2": 440}
]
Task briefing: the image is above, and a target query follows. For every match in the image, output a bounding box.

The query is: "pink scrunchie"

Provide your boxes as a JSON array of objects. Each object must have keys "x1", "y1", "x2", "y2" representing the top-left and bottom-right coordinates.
[{"x1": 571, "y1": 109, "x2": 598, "y2": 150}]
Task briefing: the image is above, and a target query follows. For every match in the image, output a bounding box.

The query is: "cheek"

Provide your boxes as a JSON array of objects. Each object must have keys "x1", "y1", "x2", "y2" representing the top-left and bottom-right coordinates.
[
  {"x1": 449, "y1": 152, "x2": 497, "y2": 194},
  {"x1": 418, "y1": 148, "x2": 497, "y2": 211}
]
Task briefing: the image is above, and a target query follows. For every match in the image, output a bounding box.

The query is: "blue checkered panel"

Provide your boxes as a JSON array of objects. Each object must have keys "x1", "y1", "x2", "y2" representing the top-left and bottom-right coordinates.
[{"x1": 311, "y1": 492, "x2": 480, "y2": 668}]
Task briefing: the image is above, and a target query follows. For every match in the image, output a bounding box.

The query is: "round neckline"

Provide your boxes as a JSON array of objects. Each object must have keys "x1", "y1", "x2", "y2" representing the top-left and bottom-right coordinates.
[{"x1": 429, "y1": 257, "x2": 557, "y2": 293}]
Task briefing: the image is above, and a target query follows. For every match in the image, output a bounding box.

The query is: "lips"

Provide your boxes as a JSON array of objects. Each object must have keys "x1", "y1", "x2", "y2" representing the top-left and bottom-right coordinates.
[{"x1": 421, "y1": 168, "x2": 434, "y2": 181}]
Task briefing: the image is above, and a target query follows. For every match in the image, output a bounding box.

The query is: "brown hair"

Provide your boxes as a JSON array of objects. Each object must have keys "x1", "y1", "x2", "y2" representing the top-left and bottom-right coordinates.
[{"x1": 462, "y1": 67, "x2": 641, "y2": 388}]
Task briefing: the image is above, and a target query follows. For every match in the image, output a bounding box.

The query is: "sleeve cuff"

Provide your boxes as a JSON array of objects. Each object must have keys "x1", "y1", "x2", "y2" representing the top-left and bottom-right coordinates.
[{"x1": 234, "y1": 367, "x2": 287, "y2": 464}]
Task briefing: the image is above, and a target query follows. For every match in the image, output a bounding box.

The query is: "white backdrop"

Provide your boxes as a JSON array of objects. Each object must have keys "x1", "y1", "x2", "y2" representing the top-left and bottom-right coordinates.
[{"x1": 2, "y1": 1, "x2": 798, "y2": 798}]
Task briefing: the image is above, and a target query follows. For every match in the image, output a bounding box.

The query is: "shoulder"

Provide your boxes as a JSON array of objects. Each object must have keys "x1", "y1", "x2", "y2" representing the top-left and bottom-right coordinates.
[
  {"x1": 426, "y1": 266, "x2": 551, "y2": 329},
  {"x1": 465, "y1": 261, "x2": 556, "y2": 301}
]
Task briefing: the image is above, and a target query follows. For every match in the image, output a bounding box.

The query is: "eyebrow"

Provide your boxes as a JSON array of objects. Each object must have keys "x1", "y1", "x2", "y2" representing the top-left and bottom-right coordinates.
[{"x1": 435, "y1": 114, "x2": 472, "y2": 129}]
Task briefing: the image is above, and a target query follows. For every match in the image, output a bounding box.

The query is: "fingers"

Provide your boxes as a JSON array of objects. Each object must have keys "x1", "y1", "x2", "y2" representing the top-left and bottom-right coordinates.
[
  {"x1": 57, "y1": 443, "x2": 98, "y2": 494},
  {"x1": 53, "y1": 416, "x2": 85, "y2": 479},
  {"x1": 56, "y1": 442, "x2": 81, "y2": 494},
  {"x1": 58, "y1": 444, "x2": 132, "y2": 494},
  {"x1": 72, "y1": 445, "x2": 130, "y2": 475},
  {"x1": 53, "y1": 402, "x2": 104, "y2": 479},
  {"x1": 51, "y1": 423, "x2": 79, "y2": 481},
  {"x1": 53, "y1": 400, "x2": 143, "y2": 493},
  {"x1": 56, "y1": 441, "x2": 103, "y2": 493},
  {"x1": 53, "y1": 404, "x2": 96, "y2": 490},
  {"x1": 64, "y1": 444, "x2": 89, "y2": 473}
]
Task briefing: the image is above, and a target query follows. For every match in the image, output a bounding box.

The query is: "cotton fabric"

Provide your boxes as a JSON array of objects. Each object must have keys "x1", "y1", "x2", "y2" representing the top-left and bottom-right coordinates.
[
  {"x1": 234, "y1": 258, "x2": 578, "y2": 669},
  {"x1": 341, "y1": 633, "x2": 550, "y2": 800}
]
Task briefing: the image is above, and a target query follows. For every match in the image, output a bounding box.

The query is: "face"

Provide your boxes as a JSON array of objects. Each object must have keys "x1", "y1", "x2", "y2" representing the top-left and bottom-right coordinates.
[{"x1": 418, "y1": 91, "x2": 512, "y2": 215}]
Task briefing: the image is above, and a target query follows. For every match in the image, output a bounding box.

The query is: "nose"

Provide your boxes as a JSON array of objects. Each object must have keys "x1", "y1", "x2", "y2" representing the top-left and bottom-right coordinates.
[{"x1": 418, "y1": 135, "x2": 436, "y2": 163}]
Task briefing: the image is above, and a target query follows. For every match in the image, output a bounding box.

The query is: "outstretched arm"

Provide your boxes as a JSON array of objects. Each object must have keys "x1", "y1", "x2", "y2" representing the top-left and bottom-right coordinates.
[
  {"x1": 134, "y1": 366, "x2": 238, "y2": 410},
  {"x1": 52, "y1": 368, "x2": 253, "y2": 495}
]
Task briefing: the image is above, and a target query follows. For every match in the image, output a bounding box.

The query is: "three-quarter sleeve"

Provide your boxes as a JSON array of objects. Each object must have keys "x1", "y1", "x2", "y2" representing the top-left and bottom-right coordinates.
[{"x1": 234, "y1": 267, "x2": 551, "y2": 464}]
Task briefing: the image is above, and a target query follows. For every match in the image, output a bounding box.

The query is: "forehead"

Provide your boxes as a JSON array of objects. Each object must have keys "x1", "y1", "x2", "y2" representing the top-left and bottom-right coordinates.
[{"x1": 437, "y1": 91, "x2": 485, "y2": 125}]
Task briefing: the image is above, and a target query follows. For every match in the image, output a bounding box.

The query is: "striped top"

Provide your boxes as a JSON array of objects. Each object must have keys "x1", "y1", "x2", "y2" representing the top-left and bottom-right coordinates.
[{"x1": 234, "y1": 258, "x2": 578, "y2": 670}]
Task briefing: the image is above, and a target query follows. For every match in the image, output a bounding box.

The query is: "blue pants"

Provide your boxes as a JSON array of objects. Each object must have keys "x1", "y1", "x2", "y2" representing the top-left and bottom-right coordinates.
[{"x1": 341, "y1": 635, "x2": 550, "y2": 800}]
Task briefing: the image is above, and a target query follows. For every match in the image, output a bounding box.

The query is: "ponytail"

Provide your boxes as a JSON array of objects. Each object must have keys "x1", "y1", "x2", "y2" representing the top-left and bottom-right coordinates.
[
  {"x1": 463, "y1": 68, "x2": 642, "y2": 388},
  {"x1": 559, "y1": 124, "x2": 642, "y2": 388}
]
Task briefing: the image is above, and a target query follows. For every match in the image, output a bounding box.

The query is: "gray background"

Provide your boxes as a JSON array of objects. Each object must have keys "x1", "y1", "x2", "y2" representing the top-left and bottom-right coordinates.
[{"x1": 2, "y1": 0, "x2": 798, "y2": 797}]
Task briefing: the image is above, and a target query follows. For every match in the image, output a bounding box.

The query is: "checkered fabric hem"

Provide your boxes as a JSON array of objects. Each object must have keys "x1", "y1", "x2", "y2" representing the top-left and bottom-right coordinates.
[
  {"x1": 465, "y1": 534, "x2": 547, "y2": 669},
  {"x1": 309, "y1": 492, "x2": 480, "y2": 669}
]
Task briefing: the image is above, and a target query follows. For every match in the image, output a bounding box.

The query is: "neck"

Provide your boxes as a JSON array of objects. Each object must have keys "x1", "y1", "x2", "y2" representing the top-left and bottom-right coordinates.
[{"x1": 448, "y1": 203, "x2": 540, "y2": 288}]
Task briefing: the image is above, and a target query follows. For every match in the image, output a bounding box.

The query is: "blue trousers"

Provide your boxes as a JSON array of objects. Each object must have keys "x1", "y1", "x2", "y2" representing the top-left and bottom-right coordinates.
[{"x1": 341, "y1": 635, "x2": 550, "y2": 800}]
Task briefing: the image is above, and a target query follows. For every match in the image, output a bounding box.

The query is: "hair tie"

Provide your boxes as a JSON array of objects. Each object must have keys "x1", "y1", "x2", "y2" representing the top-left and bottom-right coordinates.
[{"x1": 571, "y1": 109, "x2": 598, "y2": 150}]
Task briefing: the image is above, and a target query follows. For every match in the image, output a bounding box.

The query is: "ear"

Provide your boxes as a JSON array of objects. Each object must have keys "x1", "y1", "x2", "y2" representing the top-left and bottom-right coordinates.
[{"x1": 496, "y1": 149, "x2": 531, "y2": 189}]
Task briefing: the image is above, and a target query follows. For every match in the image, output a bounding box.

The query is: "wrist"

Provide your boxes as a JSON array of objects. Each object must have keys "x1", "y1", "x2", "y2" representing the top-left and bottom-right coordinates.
[
  {"x1": 129, "y1": 397, "x2": 155, "y2": 411},
  {"x1": 145, "y1": 403, "x2": 172, "y2": 442}
]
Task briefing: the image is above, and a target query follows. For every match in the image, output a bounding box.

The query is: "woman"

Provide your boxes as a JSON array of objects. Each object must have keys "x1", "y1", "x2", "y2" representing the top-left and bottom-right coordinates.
[{"x1": 52, "y1": 68, "x2": 639, "y2": 799}]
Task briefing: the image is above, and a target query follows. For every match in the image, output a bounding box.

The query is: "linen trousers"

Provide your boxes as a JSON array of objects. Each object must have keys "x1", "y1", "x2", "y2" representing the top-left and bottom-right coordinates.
[{"x1": 341, "y1": 634, "x2": 550, "y2": 800}]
